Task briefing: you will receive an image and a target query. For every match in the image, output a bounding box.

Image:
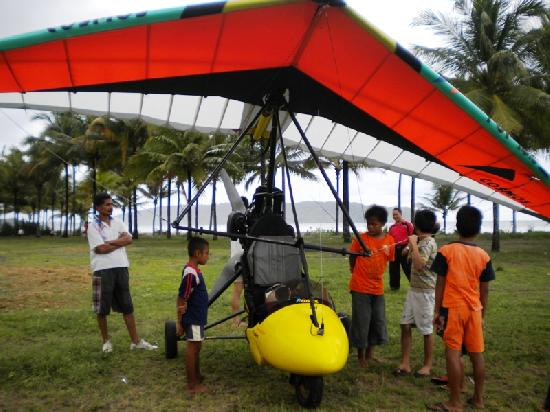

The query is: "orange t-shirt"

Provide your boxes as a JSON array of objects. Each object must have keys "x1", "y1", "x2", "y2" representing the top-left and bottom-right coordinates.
[
  {"x1": 349, "y1": 233, "x2": 395, "y2": 295},
  {"x1": 432, "y1": 242, "x2": 495, "y2": 310}
]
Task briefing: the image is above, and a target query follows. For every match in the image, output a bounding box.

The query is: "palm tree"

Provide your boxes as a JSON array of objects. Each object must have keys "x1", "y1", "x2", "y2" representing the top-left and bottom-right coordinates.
[
  {"x1": 413, "y1": 0, "x2": 550, "y2": 148},
  {"x1": 24, "y1": 137, "x2": 63, "y2": 236},
  {"x1": 33, "y1": 112, "x2": 86, "y2": 236},
  {"x1": 126, "y1": 127, "x2": 207, "y2": 238},
  {"x1": 414, "y1": 0, "x2": 549, "y2": 249},
  {"x1": 1, "y1": 148, "x2": 30, "y2": 231},
  {"x1": 423, "y1": 184, "x2": 465, "y2": 233}
]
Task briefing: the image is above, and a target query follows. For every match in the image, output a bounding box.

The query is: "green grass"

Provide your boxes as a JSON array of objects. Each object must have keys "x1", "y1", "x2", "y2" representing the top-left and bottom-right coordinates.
[{"x1": 0, "y1": 233, "x2": 549, "y2": 410}]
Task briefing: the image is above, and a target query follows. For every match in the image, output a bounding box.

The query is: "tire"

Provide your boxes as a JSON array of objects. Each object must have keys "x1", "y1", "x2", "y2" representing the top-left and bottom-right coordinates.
[
  {"x1": 293, "y1": 375, "x2": 323, "y2": 409},
  {"x1": 165, "y1": 320, "x2": 178, "y2": 359},
  {"x1": 338, "y1": 312, "x2": 351, "y2": 338}
]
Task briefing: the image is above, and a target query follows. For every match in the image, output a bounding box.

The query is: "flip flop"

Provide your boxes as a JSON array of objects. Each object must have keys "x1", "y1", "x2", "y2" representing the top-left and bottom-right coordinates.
[
  {"x1": 431, "y1": 375, "x2": 449, "y2": 385},
  {"x1": 414, "y1": 371, "x2": 431, "y2": 378},
  {"x1": 392, "y1": 368, "x2": 411, "y2": 376}
]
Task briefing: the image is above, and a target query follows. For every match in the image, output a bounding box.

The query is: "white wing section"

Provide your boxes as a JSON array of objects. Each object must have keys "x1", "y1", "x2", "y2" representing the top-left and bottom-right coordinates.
[{"x1": 0, "y1": 91, "x2": 527, "y2": 213}]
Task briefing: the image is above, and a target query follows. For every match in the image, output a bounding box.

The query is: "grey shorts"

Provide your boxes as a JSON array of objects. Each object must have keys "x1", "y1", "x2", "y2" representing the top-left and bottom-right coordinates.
[
  {"x1": 92, "y1": 267, "x2": 134, "y2": 315},
  {"x1": 350, "y1": 291, "x2": 388, "y2": 349}
]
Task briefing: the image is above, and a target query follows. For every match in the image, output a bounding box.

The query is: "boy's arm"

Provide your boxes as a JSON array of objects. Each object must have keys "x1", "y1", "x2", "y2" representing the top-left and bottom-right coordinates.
[
  {"x1": 430, "y1": 251, "x2": 448, "y2": 326},
  {"x1": 480, "y1": 281, "x2": 489, "y2": 319},
  {"x1": 108, "y1": 232, "x2": 132, "y2": 247},
  {"x1": 479, "y1": 258, "x2": 495, "y2": 320},
  {"x1": 408, "y1": 235, "x2": 427, "y2": 269},
  {"x1": 349, "y1": 255, "x2": 356, "y2": 272}
]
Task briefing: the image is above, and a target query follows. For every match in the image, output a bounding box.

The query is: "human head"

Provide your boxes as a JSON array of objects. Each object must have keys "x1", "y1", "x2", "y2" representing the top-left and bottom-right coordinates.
[
  {"x1": 365, "y1": 205, "x2": 388, "y2": 236},
  {"x1": 456, "y1": 205, "x2": 482, "y2": 238},
  {"x1": 392, "y1": 207, "x2": 402, "y2": 223},
  {"x1": 94, "y1": 192, "x2": 111, "y2": 208},
  {"x1": 413, "y1": 209, "x2": 437, "y2": 235},
  {"x1": 188, "y1": 237, "x2": 210, "y2": 264},
  {"x1": 94, "y1": 192, "x2": 113, "y2": 216}
]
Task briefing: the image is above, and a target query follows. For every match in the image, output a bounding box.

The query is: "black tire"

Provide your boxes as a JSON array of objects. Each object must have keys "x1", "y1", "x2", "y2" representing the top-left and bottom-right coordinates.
[
  {"x1": 165, "y1": 320, "x2": 178, "y2": 359},
  {"x1": 338, "y1": 312, "x2": 351, "y2": 338},
  {"x1": 293, "y1": 375, "x2": 323, "y2": 409}
]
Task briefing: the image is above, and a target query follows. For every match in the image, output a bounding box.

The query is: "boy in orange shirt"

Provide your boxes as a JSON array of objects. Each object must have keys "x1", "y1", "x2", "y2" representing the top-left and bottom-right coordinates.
[
  {"x1": 349, "y1": 205, "x2": 395, "y2": 368},
  {"x1": 428, "y1": 206, "x2": 495, "y2": 411}
]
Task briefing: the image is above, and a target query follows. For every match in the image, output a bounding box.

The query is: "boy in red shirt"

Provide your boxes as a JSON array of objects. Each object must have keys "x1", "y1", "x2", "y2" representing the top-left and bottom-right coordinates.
[
  {"x1": 349, "y1": 205, "x2": 395, "y2": 368},
  {"x1": 428, "y1": 206, "x2": 495, "y2": 411}
]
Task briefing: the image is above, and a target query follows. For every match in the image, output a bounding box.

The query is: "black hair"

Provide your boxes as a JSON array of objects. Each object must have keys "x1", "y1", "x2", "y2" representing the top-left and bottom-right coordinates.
[
  {"x1": 365, "y1": 205, "x2": 388, "y2": 224},
  {"x1": 393, "y1": 207, "x2": 402, "y2": 214},
  {"x1": 456, "y1": 206, "x2": 482, "y2": 237},
  {"x1": 94, "y1": 192, "x2": 111, "y2": 208},
  {"x1": 188, "y1": 237, "x2": 209, "y2": 257},
  {"x1": 413, "y1": 209, "x2": 437, "y2": 234}
]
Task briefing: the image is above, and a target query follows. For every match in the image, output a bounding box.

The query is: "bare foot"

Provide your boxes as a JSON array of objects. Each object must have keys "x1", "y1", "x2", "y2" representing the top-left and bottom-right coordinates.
[
  {"x1": 467, "y1": 397, "x2": 484, "y2": 409},
  {"x1": 415, "y1": 366, "x2": 431, "y2": 376},
  {"x1": 358, "y1": 358, "x2": 368, "y2": 369},
  {"x1": 187, "y1": 384, "x2": 208, "y2": 394}
]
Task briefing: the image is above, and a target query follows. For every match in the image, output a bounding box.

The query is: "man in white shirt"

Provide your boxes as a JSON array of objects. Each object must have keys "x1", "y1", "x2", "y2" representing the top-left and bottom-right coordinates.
[{"x1": 88, "y1": 192, "x2": 157, "y2": 353}]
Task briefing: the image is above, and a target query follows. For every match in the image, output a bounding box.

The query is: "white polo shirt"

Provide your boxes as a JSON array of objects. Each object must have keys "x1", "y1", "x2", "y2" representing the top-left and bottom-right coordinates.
[{"x1": 87, "y1": 216, "x2": 131, "y2": 272}]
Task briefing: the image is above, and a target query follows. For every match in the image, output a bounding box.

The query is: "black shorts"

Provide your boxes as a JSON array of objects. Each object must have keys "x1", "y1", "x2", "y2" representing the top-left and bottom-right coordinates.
[
  {"x1": 92, "y1": 267, "x2": 134, "y2": 315},
  {"x1": 350, "y1": 292, "x2": 388, "y2": 349}
]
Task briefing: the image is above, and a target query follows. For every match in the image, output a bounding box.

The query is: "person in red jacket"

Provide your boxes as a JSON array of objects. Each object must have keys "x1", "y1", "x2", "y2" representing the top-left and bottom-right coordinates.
[{"x1": 388, "y1": 208, "x2": 414, "y2": 290}]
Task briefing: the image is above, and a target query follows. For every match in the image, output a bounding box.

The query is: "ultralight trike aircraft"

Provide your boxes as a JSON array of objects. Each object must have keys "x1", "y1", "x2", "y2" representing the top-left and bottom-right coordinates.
[{"x1": 1, "y1": 0, "x2": 550, "y2": 408}]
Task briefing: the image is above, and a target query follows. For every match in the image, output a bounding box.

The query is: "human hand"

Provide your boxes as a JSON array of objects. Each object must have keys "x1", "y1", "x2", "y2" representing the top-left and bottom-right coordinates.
[
  {"x1": 177, "y1": 303, "x2": 187, "y2": 316},
  {"x1": 176, "y1": 322, "x2": 184, "y2": 337},
  {"x1": 434, "y1": 313, "x2": 444, "y2": 336},
  {"x1": 381, "y1": 245, "x2": 390, "y2": 257}
]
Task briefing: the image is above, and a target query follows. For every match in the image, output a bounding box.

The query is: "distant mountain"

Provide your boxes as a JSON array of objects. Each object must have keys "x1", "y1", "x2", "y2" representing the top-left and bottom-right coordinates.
[{"x1": 133, "y1": 202, "x2": 412, "y2": 229}]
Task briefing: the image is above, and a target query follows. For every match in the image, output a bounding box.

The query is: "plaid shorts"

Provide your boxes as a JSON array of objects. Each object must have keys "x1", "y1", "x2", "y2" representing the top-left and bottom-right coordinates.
[{"x1": 92, "y1": 267, "x2": 134, "y2": 315}]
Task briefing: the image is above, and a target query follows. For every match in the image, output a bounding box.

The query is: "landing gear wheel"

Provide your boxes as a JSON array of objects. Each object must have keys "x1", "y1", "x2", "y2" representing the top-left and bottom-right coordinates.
[
  {"x1": 291, "y1": 374, "x2": 324, "y2": 409},
  {"x1": 164, "y1": 320, "x2": 178, "y2": 359}
]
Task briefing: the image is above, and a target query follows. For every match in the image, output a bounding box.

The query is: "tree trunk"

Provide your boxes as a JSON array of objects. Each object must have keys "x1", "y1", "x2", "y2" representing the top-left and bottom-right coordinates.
[
  {"x1": 512, "y1": 210, "x2": 517, "y2": 233},
  {"x1": 63, "y1": 162, "x2": 69, "y2": 238},
  {"x1": 335, "y1": 166, "x2": 340, "y2": 233},
  {"x1": 443, "y1": 210, "x2": 447, "y2": 234},
  {"x1": 176, "y1": 181, "x2": 181, "y2": 236},
  {"x1": 167, "y1": 178, "x2": 172, "y2": 239},
  {"x1": 152, "y1": 197, "x2": 158, "y2": 236},
  {"x1": 159, "y1": 182, "x2": 163, "y2": 235},
  {"x1": 342, "y1": 160, "x2": 351, "y2": 242},
  {"x1": 36, "y1": 187, "x2": 42, "y2": 237},
  {"x1": 92, "y1": 157, "x2": 97, "y2": 214},
  {"x1": 187, "y1": 174, "x2": 192, "y2": 240},
  {"x1": 492, "y1": 202, "x2": 500, "y2": 252},
  {"x1": 397, "y1": 173, "x2": 402, "y2": 210},
  {"x1": 51, "y1": 192, "x2": 55, "y2": 233},
  {"x1": 133, "y1": 186, "x2": 138, "y2": 239},
  {"x1": 71, "y1": 163, "x2": 76, "y2": 235},
  {"x1": 410, "y1": 177, "x2": 416, "y2": 221},
  {"x1": 128, "y1": 196, "x2": 133, "y2": 233},
  {"x1": 467, "y1": 193, "x2": 471, "y2": 206}
]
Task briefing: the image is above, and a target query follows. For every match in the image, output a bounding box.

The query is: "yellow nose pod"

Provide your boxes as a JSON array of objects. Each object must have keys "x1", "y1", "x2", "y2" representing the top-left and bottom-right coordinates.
[{"x1": 246, "y1": 303, "x2": 349, "y2": 375}]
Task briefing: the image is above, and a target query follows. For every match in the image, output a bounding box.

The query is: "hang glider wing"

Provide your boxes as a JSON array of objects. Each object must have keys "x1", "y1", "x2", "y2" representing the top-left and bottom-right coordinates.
[{"x1": 0, "y1": 0, "x2": 548, "y2": 221}]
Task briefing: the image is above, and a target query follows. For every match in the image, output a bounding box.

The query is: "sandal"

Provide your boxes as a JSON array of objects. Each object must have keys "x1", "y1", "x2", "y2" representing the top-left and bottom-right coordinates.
[
  {"x1": 425, "y1": 402, "x2": 462, "y2": 411},
  {"x1": 392, "y1": 368, "x2": 411, "y2": 376}
]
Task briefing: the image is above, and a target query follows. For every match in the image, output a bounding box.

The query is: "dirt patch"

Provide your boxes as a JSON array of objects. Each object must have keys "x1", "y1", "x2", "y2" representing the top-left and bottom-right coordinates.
[{"x1": 0, "y1": 266, "x2": 90, "y2": 310}]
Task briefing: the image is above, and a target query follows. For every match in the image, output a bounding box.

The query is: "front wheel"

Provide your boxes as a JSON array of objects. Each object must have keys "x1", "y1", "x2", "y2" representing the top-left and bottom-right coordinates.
[
  {"x1": 164, "y1": 320, "x2": 178, "y2": 359},
  {"x1": 291, "y1": 374, "x2": 323, "y2": 409}
]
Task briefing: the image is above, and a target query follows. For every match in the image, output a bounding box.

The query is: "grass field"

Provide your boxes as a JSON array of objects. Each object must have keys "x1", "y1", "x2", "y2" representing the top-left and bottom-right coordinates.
[{"x1": 0, "y1": 232, "x2": 549, "y2": 411}]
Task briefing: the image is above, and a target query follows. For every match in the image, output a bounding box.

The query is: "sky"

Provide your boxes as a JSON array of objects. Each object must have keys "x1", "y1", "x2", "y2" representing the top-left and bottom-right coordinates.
[{"x1": 0, "y1": 0, "x2": 548, "y2": 229}]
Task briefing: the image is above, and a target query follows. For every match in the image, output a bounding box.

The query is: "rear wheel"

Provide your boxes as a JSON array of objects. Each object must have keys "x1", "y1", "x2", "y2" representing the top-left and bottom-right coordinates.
[
  {"x1": 292, "y1": 374, "x2": 323, "y2": 409},
  {"x1": 165, "y1": 320, "x2": 178, "y2": 359}
]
